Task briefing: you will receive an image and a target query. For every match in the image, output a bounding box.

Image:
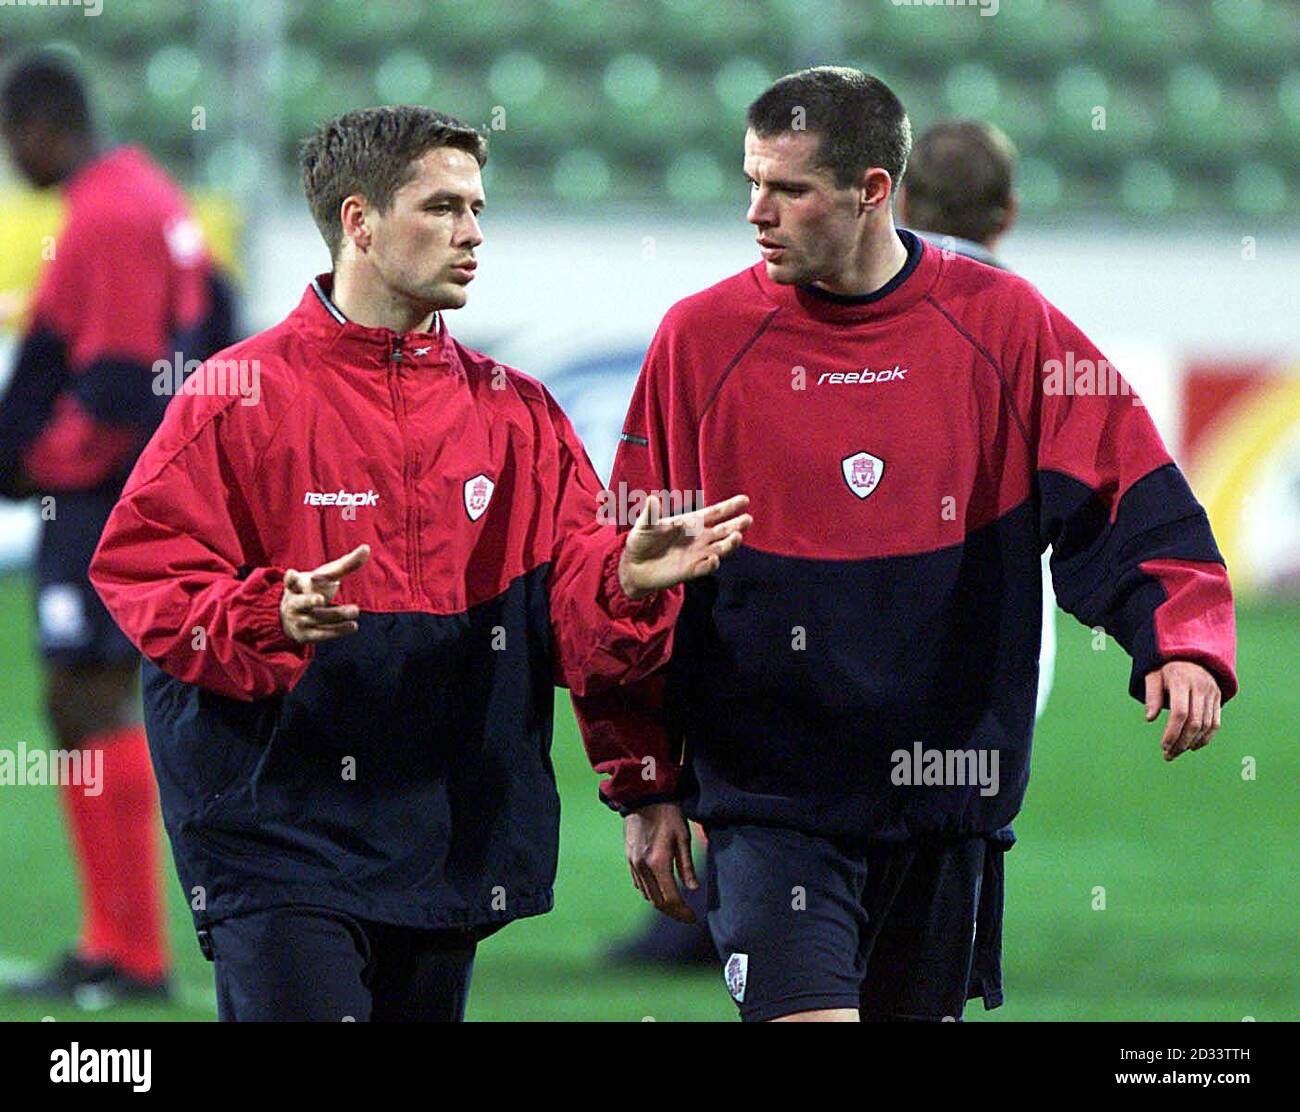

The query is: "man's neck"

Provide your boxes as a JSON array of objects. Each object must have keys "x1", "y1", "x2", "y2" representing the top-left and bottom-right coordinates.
[
  {"x1": 812, "y1": 220, "x2": 909, "y2": 297},
  {"x1": 52, "y1": 138, "x2": 96, "y2": 188},
  {"x1": 331, "y1": 267, "x2": 437, "y2": 333}
]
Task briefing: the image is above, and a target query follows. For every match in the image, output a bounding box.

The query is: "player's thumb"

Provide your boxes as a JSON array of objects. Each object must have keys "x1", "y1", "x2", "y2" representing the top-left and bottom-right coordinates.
[
  {"x1": 1143, "y1": 670, "x2": 1164, "y2": 721},
  {"x1": 634, "y1": 493, "x2": 662, "y2": 533}
]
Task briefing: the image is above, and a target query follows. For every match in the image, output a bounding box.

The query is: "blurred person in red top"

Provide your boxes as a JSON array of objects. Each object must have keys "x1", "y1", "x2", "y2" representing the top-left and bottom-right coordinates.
[{"x1": 0, "y1": 52, "x2": 235, "y2": 1006}]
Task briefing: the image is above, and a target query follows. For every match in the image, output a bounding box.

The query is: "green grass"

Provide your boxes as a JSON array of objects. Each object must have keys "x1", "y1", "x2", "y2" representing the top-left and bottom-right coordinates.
[{"x1": 0, "y1": 572, "x2": 1295, "y2": 1021}]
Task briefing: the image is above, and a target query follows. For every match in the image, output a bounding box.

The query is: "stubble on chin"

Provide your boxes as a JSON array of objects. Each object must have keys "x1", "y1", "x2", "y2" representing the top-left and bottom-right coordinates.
[{"x1": 765, "y1": 259, "x2": 813, "y2": 286}]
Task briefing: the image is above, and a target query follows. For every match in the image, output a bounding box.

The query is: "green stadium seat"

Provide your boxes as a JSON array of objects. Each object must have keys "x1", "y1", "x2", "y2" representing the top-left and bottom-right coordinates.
[
  {"x1": 596, "y1": 79, "x2": 711, "y2": 157},
  {"x1": 1117, "y1": 158, "x2": 1178, "y2": 214},
  {"x1": 1206, "y1": 0, "x2": 1300, "y2": 73},
  {"x1": 0, "y1": 0, "x2": 1284, "y2": 218},
  {"x1": 488, "y1": 52, "x2": 549, "y2": 107},
  {"x1": 1272, "y1": 75, "x2": 1300, "y2": 164},
  {"x1": 1161, "y1": 68, "x2": 1260, "y2": 164},
  {"x1": 1232, "y1": 160, "x2": 1289, "y2": 215},
  {"x1": 531, "y1": 1, "x2": 652, "y2": 58},
  {"x1": 1095, "y1": 0, "x2": 1204, "y2": 72},
  {"x1": 373, "y1": 50, "x2": 438, "y2": 105},
  {"x1": 665, "y1": 150, "x2": 727, "y2": 204},
  {"x1": 981, "y1": 80, "x2": 1051, "y2": 148},
  {"x1": 712, "y1": 57, "x2": 773, "y2": 117},
  {"x1": 655, "y1": 0, "x2": 769, "y2": 61},
  {"x1": 1014, "y1": 156, "x2": 1064, "y2": 213},
  {"x1": 550, "y1": 146, "x2": 613, "y2": 202},
  {"x1": 507, "y1": 78, "x2": 602, "y2": 153},
  {"x1": 942, "y1": 62, "x2": 1001, "y2": 120},
  {"x1": 92, "y1": 0, "x2": 193, "y2": 52},
  {"x1": 1045, "y1": 66, "x2": 1120, "y2": 171}
]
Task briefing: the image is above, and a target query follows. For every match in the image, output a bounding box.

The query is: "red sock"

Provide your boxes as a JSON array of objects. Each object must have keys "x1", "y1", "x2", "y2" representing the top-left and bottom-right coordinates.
[
  {"x1": 69, "y1": 726, "x2": 169, "y2": 982},
  {"x1": 59, "y1": 768, "x2": 116, "y2": 964}
]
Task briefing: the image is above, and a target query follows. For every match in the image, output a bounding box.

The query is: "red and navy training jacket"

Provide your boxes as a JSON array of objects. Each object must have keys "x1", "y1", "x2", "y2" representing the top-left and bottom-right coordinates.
[
  {"x1": 572, "y1": 232, "x2": 1237, "y2": 841},
  {"x1": 89, "y1": 276, "x2": 682, "y2": 930},
  {"x1": 0, "y1": 145, "x2": 234, "y2": 496}
]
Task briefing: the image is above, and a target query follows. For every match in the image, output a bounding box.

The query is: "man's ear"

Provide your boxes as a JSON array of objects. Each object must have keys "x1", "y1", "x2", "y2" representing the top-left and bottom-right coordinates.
[
  {"x1": 999, "y1": 190, "x2": 1019, "y2": 238},
  {"x1": 339, "y1": 195, "x2": 372, "y2": 252},
  {"x1": 986, "y1": 191, "x2": 1019, "y2": 252},
  {"x1": 857, "y1": 167, "x2": 894, "y2": 214}
]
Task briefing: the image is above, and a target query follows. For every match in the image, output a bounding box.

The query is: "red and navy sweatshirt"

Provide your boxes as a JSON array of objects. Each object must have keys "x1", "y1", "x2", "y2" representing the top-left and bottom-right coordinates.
[
  {"x1": 573, "y1": 231, "x2": 1237, "y2": 841},
  {"x1": 89, "y1": 276, "x2": 682, "y2": 931},
  {"x1": 0, "y1": 146, "x2": 234, "y2": 497}
]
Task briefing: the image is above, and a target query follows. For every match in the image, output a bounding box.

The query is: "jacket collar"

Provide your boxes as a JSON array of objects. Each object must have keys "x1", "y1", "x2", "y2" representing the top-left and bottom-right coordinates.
[{"x1": 290, "y1": 272, "x2": 459, "y2": 371}]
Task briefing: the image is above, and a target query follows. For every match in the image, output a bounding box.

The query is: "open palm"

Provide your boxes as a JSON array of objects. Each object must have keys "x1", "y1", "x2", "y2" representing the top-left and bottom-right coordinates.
[{"x1": 619, "y1": 493, "x2": 752, "y2": 598}]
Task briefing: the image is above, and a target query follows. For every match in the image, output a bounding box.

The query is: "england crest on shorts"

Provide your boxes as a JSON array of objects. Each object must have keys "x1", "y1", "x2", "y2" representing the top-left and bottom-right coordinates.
[
  {"x1": 464, "y1": 473, "x2": 495, "y2": 521},
  {"x1": 841, "y1": 450, "x2": 884, "y2": 499},
  {"x1": 724, "y1": 952, "x2": 748, "y2": 1003}
]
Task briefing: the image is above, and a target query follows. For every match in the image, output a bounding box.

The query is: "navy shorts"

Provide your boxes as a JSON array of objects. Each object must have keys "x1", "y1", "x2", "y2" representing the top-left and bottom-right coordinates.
[
  {"x1": 203, "y1": 905, "x2": 483, "y2": 1022},
  {"x1": 35, "y1": 486, "x2": 136, "y2": 667},
  {"x1": 704, "y1": 824, "x2": 1010, "y2": 1022}
]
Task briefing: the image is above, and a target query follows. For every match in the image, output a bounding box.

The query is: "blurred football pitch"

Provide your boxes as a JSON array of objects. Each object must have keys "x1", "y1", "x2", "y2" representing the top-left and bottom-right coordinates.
[{"x1": 0, "y1": 572, "x2": 1294, "y2": 1022}]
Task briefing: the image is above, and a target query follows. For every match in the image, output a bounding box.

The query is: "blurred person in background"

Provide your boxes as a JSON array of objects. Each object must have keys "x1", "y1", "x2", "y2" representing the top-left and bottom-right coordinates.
[
  {"x1": 0, "y1": 52, "x2": 236, "y2": 1007},
  {"x1": 897, "y1": 118, "x2": 1059, "y2": 722},
  {"x1": 897, "y1": 118, "x2": 1018, "y2": 270}
]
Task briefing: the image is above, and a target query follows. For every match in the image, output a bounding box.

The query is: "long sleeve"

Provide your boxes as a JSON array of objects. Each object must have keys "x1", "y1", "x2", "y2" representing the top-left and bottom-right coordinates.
[
  {"x1": 0, "y1": 325, "x2": 68, "y2": 496},
  {"x1": 570, "y1": 325, "x2": 703, "y2": 812},
  {"x1": 88, "y1": 396, "x2": 313, "y2": 702},
  {"x1": 542, "y1": 387, "x2": 683, "y2": 698},
  {"x1": 1030, "y1": 299, "x2": 1238, "y2": 702},
  {"x1": 19, "y1": 207, "x2": 186, "y2": 490}
]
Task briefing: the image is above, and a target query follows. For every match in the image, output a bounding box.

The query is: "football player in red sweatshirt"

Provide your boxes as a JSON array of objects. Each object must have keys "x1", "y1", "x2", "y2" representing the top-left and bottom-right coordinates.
[
  {"x1": 88, "y1": 105, "x2": 750, "y2": 1021},
  {"x1": 0, "y1": 53, "x2": 235, "y2": 1007},
  {"x1": 574, "y1": 67, "x2": 1236, "y2": 1022}
]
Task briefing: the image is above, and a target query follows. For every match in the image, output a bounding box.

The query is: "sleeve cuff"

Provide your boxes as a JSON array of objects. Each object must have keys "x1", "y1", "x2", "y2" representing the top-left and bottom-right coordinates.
[
  {"x1": 598, "y1": 533, "x2": 680, "y2": 621},
  {"x1": 1129, "y1": 652, "x2": 1239, "y2": 705},
  {"x1": 240, "y1": 568, "x2": 314, "y2": 665},
  {"x1": 600, "y1": 786, "x2": 689, "y2": 816}
]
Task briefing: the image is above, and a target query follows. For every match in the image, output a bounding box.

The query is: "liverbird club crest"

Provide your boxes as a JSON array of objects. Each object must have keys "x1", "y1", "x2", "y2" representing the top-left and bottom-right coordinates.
[
  {"x1": 463, "y1": 474, "x2": 495, "y2": 521},
  {"x1": 724, "y1": 952, "x2": 748, "y2": 1002},
  {"x1": 841, "y1": 451, "x2": 885, "y2": 499}
]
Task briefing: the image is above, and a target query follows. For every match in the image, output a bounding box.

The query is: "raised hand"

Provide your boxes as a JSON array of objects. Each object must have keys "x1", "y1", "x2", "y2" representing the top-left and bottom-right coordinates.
[
  {"x1": 280, "y1": 544, "x2": 371, "y2": 644},
  {"x1": 617, "y1": 493, "x2": 752, "y2": 600}
]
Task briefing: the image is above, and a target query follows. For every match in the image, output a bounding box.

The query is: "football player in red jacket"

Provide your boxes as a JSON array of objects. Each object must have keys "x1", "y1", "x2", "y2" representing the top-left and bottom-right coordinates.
[
  {"x1": 1, "y1": 53, "x2": 235, "y2": 1007},
  {"x1": 573, "y1": 68, "x2": 1235, "y2": 1023},
  {"x1": 88, "y1": 105, "x2": 750, "y2": 1021}
]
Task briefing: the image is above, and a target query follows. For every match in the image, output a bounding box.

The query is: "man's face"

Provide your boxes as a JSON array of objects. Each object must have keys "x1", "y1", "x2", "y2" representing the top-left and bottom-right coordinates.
[
  {"x1": 1, "y1": 120, "x2": 65, "y2": 188},
  {"x1": 361, "y1": 145, "x2": 484, "y2": 313},
  {"x1": 744, "y1": 128, "x2": 862, "y2": 287}
]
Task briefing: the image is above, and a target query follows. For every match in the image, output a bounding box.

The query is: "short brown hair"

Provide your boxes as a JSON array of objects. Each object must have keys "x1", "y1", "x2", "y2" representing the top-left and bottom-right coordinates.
[
  {"x1": 299, "y1": 105, "x2": 487, "y2": 259},
  {"x1": 902, "y1": 118, "x2": 1017, "y2": 245},
  {"x1": 746, "y1": 66, "x2": 911, "y2": 190}
]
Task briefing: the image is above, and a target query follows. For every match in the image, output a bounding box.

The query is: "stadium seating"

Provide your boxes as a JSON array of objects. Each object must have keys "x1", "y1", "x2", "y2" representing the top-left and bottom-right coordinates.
[{"x1": 1, "y1": 0, "x2": 1293, "y2": 217}]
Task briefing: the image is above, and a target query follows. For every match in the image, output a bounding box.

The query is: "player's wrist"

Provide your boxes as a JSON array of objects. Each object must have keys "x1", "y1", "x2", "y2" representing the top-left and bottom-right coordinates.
[{"x1": 616, "y1": 544, "x2": 653, "y2": 601}]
